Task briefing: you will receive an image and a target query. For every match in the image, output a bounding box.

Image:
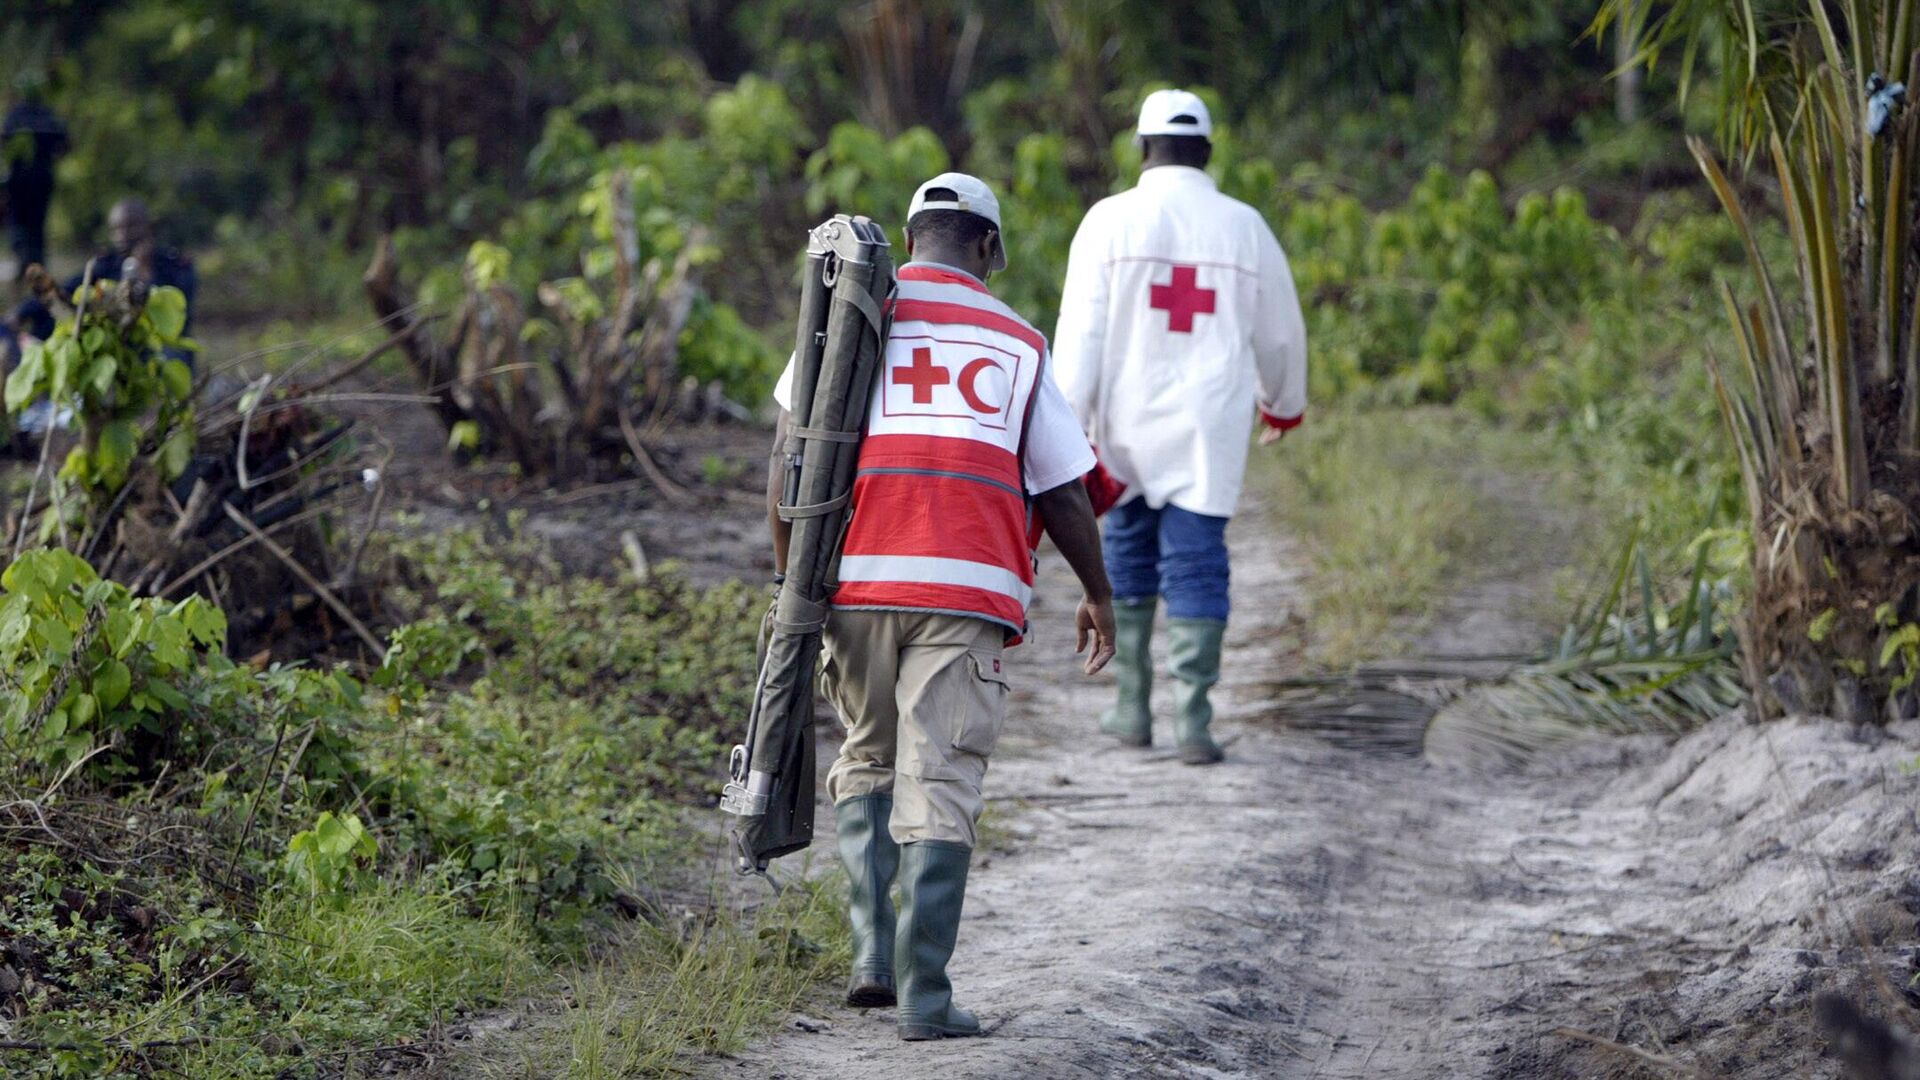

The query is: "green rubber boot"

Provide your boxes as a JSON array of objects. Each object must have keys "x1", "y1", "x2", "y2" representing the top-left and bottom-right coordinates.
[
  {"x1": 1098, "y1": 596, "x2": 1158, "y2": 747},
  {"x1": 1169, "y1": 617, "x2": 1226, "y2": 765},
  {"x1": 895, "y1": 841, "x2": 982, "y2": 1041},
  {"x1": 835, "y1": 795, "x2": 899, "y2": 1007}
]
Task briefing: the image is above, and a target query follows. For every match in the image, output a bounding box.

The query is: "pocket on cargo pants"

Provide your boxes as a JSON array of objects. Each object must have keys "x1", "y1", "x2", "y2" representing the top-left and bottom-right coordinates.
[
  {"x1": 899, "y1": 646, "x2": 1007, "y2": 779},
  {"x1": 893, "y1": 631, "x2": 1007, "y2": 846},
  {"x1": 950, "y1": 648, "x2": 1010, "y2": 758}
]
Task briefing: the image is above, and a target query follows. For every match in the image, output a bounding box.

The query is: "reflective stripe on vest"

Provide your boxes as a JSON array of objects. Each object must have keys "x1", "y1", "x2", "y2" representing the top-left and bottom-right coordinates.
[
  {"x1": 833, "y1": 265, "x2": 1045, "y2": 638},
  {"x1": 838, "y1": 555, "x2": 1033, "y2": 607}
]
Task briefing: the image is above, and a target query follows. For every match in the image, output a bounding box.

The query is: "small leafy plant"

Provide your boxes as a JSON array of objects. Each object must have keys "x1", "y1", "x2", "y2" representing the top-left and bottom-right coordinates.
[
  {"x1": 0, "y1": 549, "x2": 225, "y2": 771},
  {"x1": 4, "y1": 278, "x2": 196, "y2": 534},
  {"x1": 283, "y1": 811, "x2": 379, "y2": 900},
  {"x1": 1875, "y1": 604, "x2": 1919, "y2": 697}
]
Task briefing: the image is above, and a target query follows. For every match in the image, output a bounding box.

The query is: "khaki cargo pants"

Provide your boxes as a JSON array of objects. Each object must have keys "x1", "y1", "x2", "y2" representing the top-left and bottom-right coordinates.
[{"x1": 819, "y1": 609, "x2": 1010, "y2": 848}]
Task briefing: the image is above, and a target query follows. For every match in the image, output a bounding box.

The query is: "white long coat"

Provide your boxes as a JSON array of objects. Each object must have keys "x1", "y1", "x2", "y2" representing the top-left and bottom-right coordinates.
[{"x1": 1052, "y1": 165, "x2": 1307, "y2": 518}]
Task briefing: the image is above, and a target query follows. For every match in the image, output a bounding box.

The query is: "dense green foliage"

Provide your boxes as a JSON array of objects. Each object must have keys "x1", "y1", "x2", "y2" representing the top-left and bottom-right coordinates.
[
  {"x1": 0, "y1": 525, "x2": 779, "y2": 1077},
  {"x1": 1288, "y1": 169, "x2": 1613, "y2": 403},
  {"x1": 373, "y1": 523, "x2": 764, "y2": 914},
  {"x1": 7, "y1": 0, "x2": 1658, "y2": 242}
]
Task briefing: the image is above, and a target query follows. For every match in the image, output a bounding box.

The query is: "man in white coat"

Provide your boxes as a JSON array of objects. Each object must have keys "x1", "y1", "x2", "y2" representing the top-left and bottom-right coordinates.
[{"x1": 1052, "y1": 88, "x2": 1307, "y2": 765}]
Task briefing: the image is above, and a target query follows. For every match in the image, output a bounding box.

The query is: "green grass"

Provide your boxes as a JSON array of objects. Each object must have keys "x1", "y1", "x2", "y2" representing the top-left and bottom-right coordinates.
[
  {"x1": 0, "y1": 851, "x2": 539, "y2": 1079},
  {"x1": 159, "y1": 883, "x2": 541, "y2": 1079},
  {"x1": 1255, "y1": 401, "x2": 1739, "y2": 678},
  {"x1": 1256, "y1": 408, "x2": 1481, "y2": 665},
  {"x1": 468, "y1": 872, "x2": 849, "y2": 1079},
  {"x1": 1256, "y1": 407, "x2": 1596, "y2": 667},
  {"x1": 0, "y1": 862, "x2": 840, "y2": 1079}
]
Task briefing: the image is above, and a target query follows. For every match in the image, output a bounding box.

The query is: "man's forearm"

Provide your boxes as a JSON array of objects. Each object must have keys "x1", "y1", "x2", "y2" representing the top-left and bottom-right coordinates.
[
  {"x1": 767, "y1": 410, "x2": 791, "y2": 575},
  {"x1": 1033, "y1": 479, "x2": 1112, "y2": 601}
]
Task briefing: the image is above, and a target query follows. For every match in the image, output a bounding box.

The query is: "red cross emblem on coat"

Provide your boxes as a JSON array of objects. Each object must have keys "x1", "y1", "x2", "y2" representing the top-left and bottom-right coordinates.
[{"x1": 1149, "y1": 264, "x2": 1216, "y2": 333}]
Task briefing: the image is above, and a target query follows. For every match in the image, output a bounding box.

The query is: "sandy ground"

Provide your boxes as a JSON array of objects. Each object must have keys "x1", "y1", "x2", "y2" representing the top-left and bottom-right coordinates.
[{"x1": 691, "y1": 497, "x2": 1920, "y2": 1080}]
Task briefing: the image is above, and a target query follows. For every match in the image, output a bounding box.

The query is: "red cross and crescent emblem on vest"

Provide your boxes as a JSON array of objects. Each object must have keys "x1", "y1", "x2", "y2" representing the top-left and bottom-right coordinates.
[
  {"x1": 889, "y1": 345, "x2": 1008, "y2": 418},
  {"x1": 1150, "y1": 264, "x2": 1216, "y2": 333}
]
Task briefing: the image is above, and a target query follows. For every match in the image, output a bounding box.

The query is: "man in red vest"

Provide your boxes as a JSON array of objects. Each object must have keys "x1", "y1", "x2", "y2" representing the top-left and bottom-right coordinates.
[{"x1": 769, "y1": 173, "x2": 1116, "y2": 1041}]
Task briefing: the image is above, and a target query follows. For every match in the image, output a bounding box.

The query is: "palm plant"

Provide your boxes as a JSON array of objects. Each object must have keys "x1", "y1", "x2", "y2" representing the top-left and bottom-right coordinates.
[{"x1": 1595, "y1": 0, "x2": 1919, "y2": 717}]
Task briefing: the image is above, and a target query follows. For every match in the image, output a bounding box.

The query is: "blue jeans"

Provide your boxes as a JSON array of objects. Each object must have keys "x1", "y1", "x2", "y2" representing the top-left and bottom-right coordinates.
[{"x1": 1102, "y1": 498, "x2": 1230, "y2": 621}]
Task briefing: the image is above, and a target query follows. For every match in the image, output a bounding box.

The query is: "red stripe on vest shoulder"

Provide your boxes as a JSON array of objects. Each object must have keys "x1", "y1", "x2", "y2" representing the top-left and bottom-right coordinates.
[
  {"x1": 891, "y1": 298, "x2": 1046, "y2": 358},
  {"x1": 898, "y1": 264, "x2": 991, "y2": 293}
]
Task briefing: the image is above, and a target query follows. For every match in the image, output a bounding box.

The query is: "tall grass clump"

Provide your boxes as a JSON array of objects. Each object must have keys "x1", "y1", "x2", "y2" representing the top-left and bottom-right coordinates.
[
  {"x1": 467, "y1": 875, "x2": 848, "y2": 1079},
  {"x1": 1260, "y1": 409, "x2": 1589, "y2": 666}
]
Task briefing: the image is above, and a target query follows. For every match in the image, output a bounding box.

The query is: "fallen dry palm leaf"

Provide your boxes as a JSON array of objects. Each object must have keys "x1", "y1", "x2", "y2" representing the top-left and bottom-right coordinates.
[{"x1": 1267, "y1": 530, "x2": 1744, "y2": 766}]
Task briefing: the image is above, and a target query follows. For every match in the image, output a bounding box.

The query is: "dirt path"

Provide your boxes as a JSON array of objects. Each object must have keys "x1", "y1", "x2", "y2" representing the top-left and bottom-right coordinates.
[{"x1": 696, "y1": 497, "x2": 1920, "y2": 1080}]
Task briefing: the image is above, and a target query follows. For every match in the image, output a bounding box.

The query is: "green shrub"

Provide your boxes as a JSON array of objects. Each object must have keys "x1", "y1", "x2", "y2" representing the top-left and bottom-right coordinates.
[
  {"x1": 992, "y1": 133, "x2": 1085, "y2": 333},
  {"x1": 0, "y1": 549, "x2": 225, "y2": 773},
  {"x1": 282, "y1": 811, "x2": 379, "y2": 900},
  {"x1": 417, "y1": 84, "x2": 790, "y2": 410},
  {"x1": 804, "y1": 122, "x2": 951, "y2": 241},
  {"x1": 0, "y1": 546, "x2": 379, "y2": 813},
  {"x1": 364, "y1": 523, "x2": 764, "y2": 915},
  {"x1": 679, "y1": 296, "x2": 784, "y2": 406},
  {"x1": 5, "y1": 283, "x2": 196, "y2": 531},
  {"x1": 1281, "y1": 167, "x2": 1621, "y2": 406}
]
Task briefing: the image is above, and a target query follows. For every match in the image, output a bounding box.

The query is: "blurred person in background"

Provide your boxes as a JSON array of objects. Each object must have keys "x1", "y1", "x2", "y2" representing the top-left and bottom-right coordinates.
[
  {"x1": 3, "y1": 80, "x2": 69, "y2": 276},
  {"x1": 15, "y1": 197, "x2": 197, "y2": 369}
]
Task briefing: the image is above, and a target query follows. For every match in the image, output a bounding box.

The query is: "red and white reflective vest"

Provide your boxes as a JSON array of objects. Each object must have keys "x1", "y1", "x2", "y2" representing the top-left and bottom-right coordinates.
[{"x1": 833, "y1": 264, "x2": 1047, "y2": 639}]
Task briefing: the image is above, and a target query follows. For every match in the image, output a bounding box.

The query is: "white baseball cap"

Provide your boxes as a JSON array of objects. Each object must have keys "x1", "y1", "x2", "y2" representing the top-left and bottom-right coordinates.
[
  {"x1": 907, "y1": 171, "x2": 1007, "y2": 271},
  {"x1": 1135, "y1": 88, "x2": 1213, "y2": 141}
]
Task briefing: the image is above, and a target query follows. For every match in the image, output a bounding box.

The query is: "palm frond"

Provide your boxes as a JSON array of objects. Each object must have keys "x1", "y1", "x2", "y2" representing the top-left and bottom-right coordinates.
[{"x1": 1268, "y1": 530, "x2": 1744, "y2": 767}]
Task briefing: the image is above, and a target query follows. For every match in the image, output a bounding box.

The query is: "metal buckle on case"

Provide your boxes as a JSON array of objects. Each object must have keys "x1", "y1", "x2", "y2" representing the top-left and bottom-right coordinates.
[{"x1": 718, "y1": 746, "x2": 772, "y2": 817}]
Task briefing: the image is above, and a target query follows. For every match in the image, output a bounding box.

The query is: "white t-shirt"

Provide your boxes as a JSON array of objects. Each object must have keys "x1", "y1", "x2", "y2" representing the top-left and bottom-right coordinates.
[{"x1": 773, "y1": 350, "x2": 1095, "y2": 496}]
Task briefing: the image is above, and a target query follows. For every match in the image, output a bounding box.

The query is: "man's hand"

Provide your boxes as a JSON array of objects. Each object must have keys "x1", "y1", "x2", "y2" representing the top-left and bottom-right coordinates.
[
  {"x1": 1034, "y1": 475, "x2": 1117, "y2": 674},
  {"x1": 1075, "y1": 595, "x2": 1116, "y2": 675},
  {"x1": 1258, "y1": 424, "x2": 1289, "y2": 446}
]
